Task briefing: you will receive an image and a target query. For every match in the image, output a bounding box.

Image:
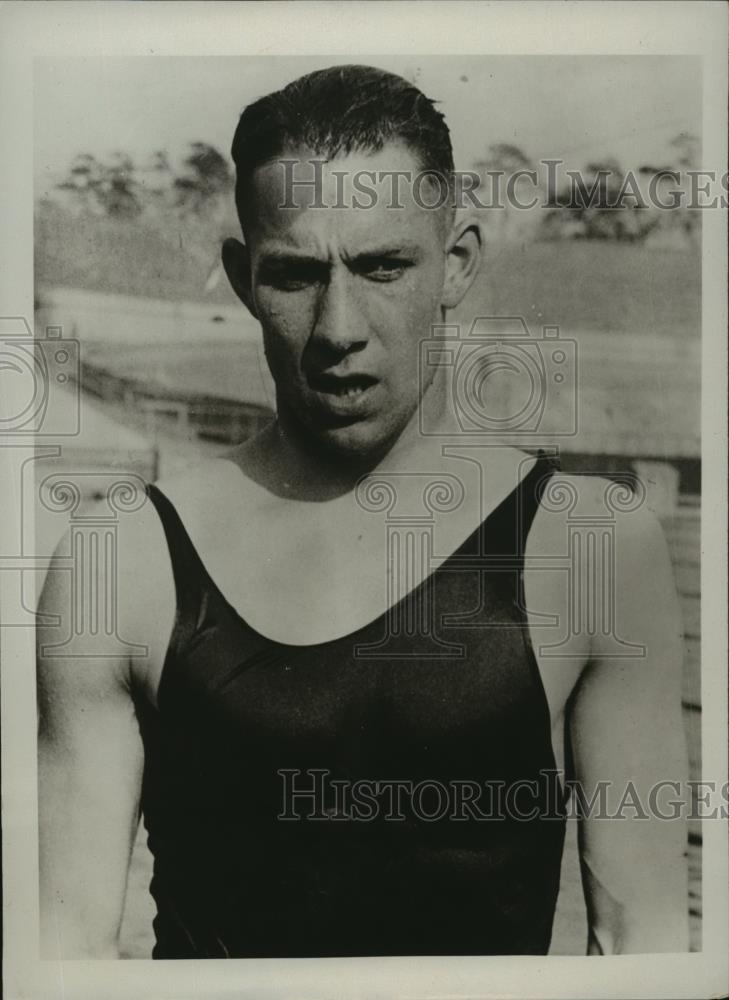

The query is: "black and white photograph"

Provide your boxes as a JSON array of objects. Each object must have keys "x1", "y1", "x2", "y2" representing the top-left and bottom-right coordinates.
[{"x1": 0, "y1": 3, "x2": 727, "y2": 999}]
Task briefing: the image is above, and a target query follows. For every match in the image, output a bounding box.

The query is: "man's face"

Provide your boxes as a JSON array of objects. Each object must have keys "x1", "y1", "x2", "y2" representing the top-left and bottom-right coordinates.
[{"x1": 241, "y1": 144, "x2": 451, "y2": 460}]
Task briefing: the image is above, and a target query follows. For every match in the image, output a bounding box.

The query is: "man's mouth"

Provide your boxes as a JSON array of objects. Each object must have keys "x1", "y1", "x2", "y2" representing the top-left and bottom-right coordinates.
[
  {"x1": 307, "y1": 372, "x2": 379, "y2": 398},
  {"x1": 305, "y1": 371, "x2": 382, "y2": 422}
]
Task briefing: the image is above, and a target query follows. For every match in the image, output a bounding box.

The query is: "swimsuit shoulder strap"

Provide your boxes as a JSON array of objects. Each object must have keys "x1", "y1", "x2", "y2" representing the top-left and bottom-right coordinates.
[
  {"x1": 145, "y1": 482, "x2": 215, "y2": 643},
  {"x1": 478, "y1": 450, "x2": 559, "y2": 558}
]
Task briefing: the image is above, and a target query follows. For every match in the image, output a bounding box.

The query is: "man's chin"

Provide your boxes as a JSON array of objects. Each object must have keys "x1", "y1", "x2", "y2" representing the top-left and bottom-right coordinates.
[
  {"x1": 288, "y1": 409, "x2": 413, "y2": 469},
  {"x1": 278, "y1": 397, "x2": 418, "y2": 467}
]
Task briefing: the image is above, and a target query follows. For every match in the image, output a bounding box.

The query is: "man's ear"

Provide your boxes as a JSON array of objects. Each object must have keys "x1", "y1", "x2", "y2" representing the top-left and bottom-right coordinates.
[
  {"x1": 441, "y1": 216, "x2": 483, "y2": 310},
  {"x1": 222, "y1": 237, "x2": 257, "y2": 319}
]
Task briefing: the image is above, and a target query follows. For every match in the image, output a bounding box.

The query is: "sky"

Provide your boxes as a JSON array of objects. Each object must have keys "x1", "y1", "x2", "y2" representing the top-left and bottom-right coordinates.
[{"x1": 34, "y1": 55, "x2": 702, "y2": 194}]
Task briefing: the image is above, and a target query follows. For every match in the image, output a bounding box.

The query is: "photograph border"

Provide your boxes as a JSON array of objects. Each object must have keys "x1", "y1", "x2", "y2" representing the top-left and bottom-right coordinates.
[{"x1": 1, "y1": 3, "x2": 727, "y2": 998}]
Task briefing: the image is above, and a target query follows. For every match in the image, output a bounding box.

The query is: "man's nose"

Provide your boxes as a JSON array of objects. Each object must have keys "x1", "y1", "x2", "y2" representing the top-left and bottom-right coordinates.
[{"x1": 309, "y1": 270, "x2": 368, "y2": 360}]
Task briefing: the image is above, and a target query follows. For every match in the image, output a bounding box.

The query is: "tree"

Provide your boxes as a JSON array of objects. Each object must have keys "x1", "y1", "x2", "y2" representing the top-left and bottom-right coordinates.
[
  {"x1": 101, "y1": 151, "x2": 142, "y2": 219},
  {"x1": 55, "y1": 151, "x2": 141, "y2": 218},
  {"x1": 173, "y1": 142, "x2": 233, "y2": 214},
  {"x1": 541, "y1": 157, "x2": 654, "y2": 242},
  {"x1": 478, "y1": 142, "x2": 532, "y2": 175},
  {"x1": 55, "y1": 153, "x2": 105, "y2": 213},
  {"x1": 670, "y1": 132, "x2": 699, "y2": 169},
  {"x1": 472, "y1": 143, "x2": 538, "y2": 243},
  {"x1": 53, "y1": 141, "x2": 234, "y2": 223},
  {"x1": 140, "y1": 150, "x2": 174, "y2": 204}
]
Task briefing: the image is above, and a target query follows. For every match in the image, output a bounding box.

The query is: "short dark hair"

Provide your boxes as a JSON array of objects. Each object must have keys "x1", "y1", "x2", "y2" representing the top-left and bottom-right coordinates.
[{"x1": 231, "y1": 64, "x2": 454, "y2": 222}]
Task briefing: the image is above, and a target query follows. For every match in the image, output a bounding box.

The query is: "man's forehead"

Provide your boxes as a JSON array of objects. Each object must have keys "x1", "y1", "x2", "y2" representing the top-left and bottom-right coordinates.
[
  {"x1": 245, "y1": 142, "x2": 448, "y2": 247},
  {"x1": 255, "y1": 141, "x2": 425, "y2": 191}
]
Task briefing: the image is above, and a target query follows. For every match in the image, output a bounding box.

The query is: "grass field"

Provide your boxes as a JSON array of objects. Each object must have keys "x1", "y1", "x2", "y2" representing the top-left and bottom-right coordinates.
[{"x1": 475, "y1": 240, "x2": 699, "y2": 337}]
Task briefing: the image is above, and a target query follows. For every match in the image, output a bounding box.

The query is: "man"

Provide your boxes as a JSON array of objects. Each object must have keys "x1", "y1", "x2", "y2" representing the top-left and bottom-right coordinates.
[{"x1": 37, "y1": 65, "x2": 689, "y2": 959}]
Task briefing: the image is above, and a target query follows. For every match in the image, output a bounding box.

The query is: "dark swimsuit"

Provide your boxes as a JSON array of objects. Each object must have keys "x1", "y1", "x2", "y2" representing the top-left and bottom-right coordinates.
[{"x1": 136, "y1": 452, "x2": 566, "y2": 958}]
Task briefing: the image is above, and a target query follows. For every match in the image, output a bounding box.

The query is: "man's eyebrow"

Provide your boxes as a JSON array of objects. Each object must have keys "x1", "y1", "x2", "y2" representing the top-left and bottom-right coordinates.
[
  {"x1": 256, "y1": 244, "x2": 421, "y2": 268},
  {"x1": 257, "y1": 249, "x2": 326, "y2": 266},
  {"x1": 258, "y1": 243, "x2": 419, "y2": 268}
]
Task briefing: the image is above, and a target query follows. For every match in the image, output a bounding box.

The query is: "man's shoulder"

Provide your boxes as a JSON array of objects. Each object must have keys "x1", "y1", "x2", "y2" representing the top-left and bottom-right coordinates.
[
  {"x1": 530, "y1": 468, "x2": 665, "y2": 552},
  {"x1": 539, "y1": 469, "x2": 655, "y2": 520},
  {"x1": 79, "y1": 456, "x2": 240, "y2": 593},
  {"x1": 152, "y1": 455, "x2": 241, "y2": 508},
  {"x1": 151, "y1": 454, "x2": 263, "y2": 542},
  {"x1": 100, "y1": 457, "x2": 248, "y2": 674}
]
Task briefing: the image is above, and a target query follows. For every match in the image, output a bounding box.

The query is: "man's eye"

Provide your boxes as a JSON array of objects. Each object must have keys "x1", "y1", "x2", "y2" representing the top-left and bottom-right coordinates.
[
  {"x1": 271, "y1": 277, "x2": 311, "y2": 291},
  {"x1": 360, "y1": 260, "x2": 413, "y2": 282}
]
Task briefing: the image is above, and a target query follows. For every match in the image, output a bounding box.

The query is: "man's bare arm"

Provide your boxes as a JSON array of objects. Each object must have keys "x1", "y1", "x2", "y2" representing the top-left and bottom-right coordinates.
[
  {"x1": 569, "y1": 501, "x2": 689, "y2": 954},
  {"x1": 37, "y1": 528, "x2": 144, "y2": 959}
]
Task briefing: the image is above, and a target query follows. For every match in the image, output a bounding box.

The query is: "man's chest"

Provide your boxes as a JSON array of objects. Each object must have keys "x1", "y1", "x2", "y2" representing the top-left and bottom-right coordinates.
[
  {"x1": 196, "y1": 481, "x2": 500, "y2": 645},
  {"x1": 153, "y1": 554, "x2": 563, "y2": 783},
  {"x1": 139, "y1": 460, "x2": 590, "y2": 725},
  {"x1": 200, "y1": 494, "x2": 586, "y2": 685}
]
